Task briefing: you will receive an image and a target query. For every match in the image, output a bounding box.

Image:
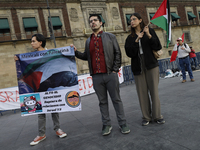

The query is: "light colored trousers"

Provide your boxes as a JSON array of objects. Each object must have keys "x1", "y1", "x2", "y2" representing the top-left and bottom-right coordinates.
[{"x1": 134, "y1": 55, "x2": 163, "y2": 121}]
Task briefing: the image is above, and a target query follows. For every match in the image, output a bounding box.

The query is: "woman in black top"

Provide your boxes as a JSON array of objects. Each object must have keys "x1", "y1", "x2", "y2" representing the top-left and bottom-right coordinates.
[{"x1": 124, "y1": 13, "x2": 165, "y2": 126}]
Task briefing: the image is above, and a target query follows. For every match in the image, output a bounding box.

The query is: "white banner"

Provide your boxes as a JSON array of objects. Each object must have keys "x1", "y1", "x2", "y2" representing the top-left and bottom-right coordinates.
[
  {"x1": 78, "y1": 67, "x2": 124, "y2": 96},
  {"x1": 0, "y1": 87, "x2": 20, "y2": 110}
]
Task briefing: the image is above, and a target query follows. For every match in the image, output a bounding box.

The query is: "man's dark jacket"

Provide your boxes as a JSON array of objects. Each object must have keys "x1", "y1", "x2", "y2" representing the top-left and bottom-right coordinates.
[{"x1": 75, "y1": 32, "x2": 121, "y2": 75}]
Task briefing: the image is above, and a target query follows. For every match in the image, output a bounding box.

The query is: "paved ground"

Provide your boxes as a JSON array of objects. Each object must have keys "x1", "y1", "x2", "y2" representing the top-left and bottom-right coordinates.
[{"x1": 1, "y1": 70, "x2": 200, "y2": 150}]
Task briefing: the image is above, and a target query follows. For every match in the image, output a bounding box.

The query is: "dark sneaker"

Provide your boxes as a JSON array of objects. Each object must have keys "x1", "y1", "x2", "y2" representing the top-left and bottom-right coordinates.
[
  {"x1": 119, "y1": 124, "x2": 130, "y2": 134},
  {"x1": 156, "y1": 119, "x2": 165, "y2": 124},
  {"x1": 102, "y1": 125, "x2": 112, "y2": 136},
  {"x1": 142, "y1": 120, "x2": 150, "y2": 126}
]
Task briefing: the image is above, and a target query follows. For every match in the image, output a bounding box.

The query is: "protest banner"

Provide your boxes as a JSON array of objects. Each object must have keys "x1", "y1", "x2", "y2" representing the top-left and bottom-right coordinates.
[
  {"x1": 0, "y1": 87, "x2": 19, "y2": 110},
  {"x1": 78, "y1": 67, "x2": 124, "y2": 96},
  {"x1": 1, "y1": 62, "x2": 124, "y2": 112},
  {"x1": 15, "y1": 46, "x2": 81, "y2": 116}
]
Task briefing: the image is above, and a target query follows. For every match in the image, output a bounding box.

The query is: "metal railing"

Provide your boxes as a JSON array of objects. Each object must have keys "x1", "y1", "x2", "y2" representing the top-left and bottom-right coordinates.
[
  {"x1": 0, "y1": 110, "x2": 17, "y2": 116},
  {"x1": 122, "y1": 52, "x2": 200, "y2": 84}
]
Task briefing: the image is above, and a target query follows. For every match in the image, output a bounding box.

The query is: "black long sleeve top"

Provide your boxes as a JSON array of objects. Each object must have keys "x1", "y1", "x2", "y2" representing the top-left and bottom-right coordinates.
[{"x1": 124, "y1": 28, "x2": 162, "y2": 75}]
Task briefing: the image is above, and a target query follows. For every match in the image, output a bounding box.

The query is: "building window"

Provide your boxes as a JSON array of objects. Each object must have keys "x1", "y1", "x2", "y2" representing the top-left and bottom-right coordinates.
[
  {"x1": 99, "y1": 15, "x2": 105, "y2": 25},
  {"x1": 48, "y1": 16, "x2": 63, "y2": 37},
  {"x1": 149, "y1": 13, "x2": 155, "y2": 20},
  {"x1": 184, "y1": 32, "x2": 191, "y2": 43},
  {"x1": 95, "y1": 14, "x2": 105, "y2": 26},
  {"x1": 149, "y1": 13, "x2": 157, "y2": 28},
  {"x1": 187, "y1": 11, "x2": 196, "y2": 25},
  {"x1": 23, "y1": 17, "x2": 38, "y2": 39},
  {"x1": 165, "y1": 34, "x2": 172, "y2": 47},
  {"x1": 198, "y1": 11, "x2": 200, "y2": 24},
  {"x1": 168, "y1": 50, "x2": 172, "y2": 56},
  {"x1": 0, "y1": 18, "x2": 11, "y2": 41},
  {"x1": 171, "y1": 12, "x2": 180, "y2": 26},
  {"x1": 125, "y1": 14, "x2": 131, "y2": 26}
]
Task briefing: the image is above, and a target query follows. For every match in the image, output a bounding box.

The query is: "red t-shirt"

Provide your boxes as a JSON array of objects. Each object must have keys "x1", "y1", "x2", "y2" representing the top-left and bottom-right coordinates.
[{"x1": 189, "y1": 49, "x2": 196, "y2": 58}]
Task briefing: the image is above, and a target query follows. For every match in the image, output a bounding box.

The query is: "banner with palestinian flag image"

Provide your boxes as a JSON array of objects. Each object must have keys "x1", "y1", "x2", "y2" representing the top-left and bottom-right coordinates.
[{"x1": 15, "y1": 46, "x2": 81, "y2": 116}]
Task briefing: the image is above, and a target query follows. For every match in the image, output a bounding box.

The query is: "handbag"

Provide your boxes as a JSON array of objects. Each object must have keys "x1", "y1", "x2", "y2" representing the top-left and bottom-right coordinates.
[{"x1": 153, "y1": 50, "x2": 163, "y2": 59}]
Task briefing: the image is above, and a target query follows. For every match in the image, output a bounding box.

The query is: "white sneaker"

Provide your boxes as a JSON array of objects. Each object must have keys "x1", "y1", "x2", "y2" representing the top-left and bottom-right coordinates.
[
  {"x1": 30, "y1": 135, "x2": 46, "y2": 146},
  {"x1": 56, "y1": 129, "x2": 67, "y2": 138}
]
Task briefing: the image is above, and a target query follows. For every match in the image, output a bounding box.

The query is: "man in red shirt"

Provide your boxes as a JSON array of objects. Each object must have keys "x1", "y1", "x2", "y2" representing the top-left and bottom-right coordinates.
[
  {"x1": 189, "y1": 46, "x2": 198, "y2": 69},
  {"x1": 71, "y1": 14, "x2": 130, "y2": 136}
]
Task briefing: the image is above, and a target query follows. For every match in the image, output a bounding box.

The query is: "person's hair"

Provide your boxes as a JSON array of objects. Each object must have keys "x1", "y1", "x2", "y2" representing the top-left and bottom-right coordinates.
[
  {"x1": 130, "y1": 13, "x2": 146, "y2": 37},
  {"x1": 89, "y1": 14, "x2": 102, "y2": 23},
  {"x1": 32, "y1": 34, "x2": 46, "y2": 48}
]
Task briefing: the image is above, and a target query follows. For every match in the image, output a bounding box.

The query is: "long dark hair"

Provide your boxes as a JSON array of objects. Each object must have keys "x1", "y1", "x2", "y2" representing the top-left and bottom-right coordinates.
[{"x1": 130, "y1": 13, "x2": 146, "y2": 37}]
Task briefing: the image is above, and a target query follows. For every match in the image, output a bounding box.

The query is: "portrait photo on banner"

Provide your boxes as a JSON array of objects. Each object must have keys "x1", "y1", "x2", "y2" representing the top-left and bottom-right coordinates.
[{"x1": 15, "y1": 46, "x2": 81, "y2": 116}]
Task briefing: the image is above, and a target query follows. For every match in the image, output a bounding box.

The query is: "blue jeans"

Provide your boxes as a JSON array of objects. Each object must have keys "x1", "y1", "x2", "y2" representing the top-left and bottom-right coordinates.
[
  {"x1": 190, "y1": 57, "x2": 197, "y2": 67},
  {"x1": 179, "y1": 56, "x2": 193, "y2": 80}
]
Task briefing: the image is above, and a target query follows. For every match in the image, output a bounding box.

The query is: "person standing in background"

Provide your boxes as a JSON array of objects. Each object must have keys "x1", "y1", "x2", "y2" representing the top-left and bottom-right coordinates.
[
  {"x1": 173, "y1": 37, "x2": 194, "y2": 83},
  {"x1": 189, "y1": 46, "x2": 198, "y2": 70}
]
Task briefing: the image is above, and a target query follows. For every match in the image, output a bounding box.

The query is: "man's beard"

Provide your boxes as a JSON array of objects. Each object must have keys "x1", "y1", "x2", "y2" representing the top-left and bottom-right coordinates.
[{"x1": 91, "y1": 26, "x2": 101, "y2": 32}]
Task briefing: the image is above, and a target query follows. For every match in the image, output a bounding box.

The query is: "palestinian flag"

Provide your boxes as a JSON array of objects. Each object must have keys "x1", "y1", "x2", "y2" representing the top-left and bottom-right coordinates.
[
  {"x1": 16, "y1": 49, "x2": 78, "y2": 94},
  {"x1": 150, "y1": 0, "x2": 171, "y2": 48}
]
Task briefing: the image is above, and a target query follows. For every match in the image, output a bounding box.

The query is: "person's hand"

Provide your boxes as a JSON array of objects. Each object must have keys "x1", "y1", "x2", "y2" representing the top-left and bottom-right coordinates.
[
  {"x1": 70, "y1": 44, "x2": 77, "y2": 51},
  {"x1": 14, "y1": 56, "x2": 19, "y2": 61},
  {"x1": 181, "y1": 46, "x2": 185, "y2": 50},
  {"x1": 138, "y1": 32, "x2": 144, "y2": 39},
  {"x1": 143, "y1": 25, "x2": 149, "y2": 34},
  {"x1": 143, "y1": 26, "x2": 151, "y2": 39},
  {"x1": 135, "y1": 32, "x2": 144, "y2": 42}
]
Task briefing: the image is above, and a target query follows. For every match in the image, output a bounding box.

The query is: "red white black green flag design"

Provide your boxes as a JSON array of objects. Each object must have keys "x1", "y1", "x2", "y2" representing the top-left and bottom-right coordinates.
[
  {"x1": 150, "y1": 0, "x2": 171, "y2": 48},
  {"x1": 15, "y1": 46, "x2": 81, "y2": 116}
]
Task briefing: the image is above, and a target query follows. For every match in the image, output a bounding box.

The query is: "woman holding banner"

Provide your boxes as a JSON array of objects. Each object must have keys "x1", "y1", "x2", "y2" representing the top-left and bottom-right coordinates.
[
  {"x1": 14, "y1": 34, "x2": 67, "y2": 146},
  {"x1": 124, "y1": 13, "x2": 165, "y2": 126}
]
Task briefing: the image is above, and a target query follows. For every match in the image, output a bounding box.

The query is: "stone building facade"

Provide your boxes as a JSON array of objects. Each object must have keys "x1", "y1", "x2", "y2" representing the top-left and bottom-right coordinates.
[{"x1": 0, "y1": 0, "x2": 200, "y2": 88}]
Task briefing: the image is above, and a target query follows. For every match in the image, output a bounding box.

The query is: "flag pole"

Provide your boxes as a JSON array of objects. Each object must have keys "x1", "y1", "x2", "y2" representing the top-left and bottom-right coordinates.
[
  {"x1": 46, "y1": 0, "x2": 57, "y2": 48},
  {"x1": 146, "y1": 22, "x2": 151, "y2": 26},
  {"x1": 142, "y1": 22, "x2": 151, "y2": 32}
]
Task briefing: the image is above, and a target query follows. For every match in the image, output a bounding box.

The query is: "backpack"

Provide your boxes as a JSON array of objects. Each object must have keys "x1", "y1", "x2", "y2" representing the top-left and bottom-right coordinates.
[{"x1": 177, "y1": 43, "x2": 187, "y2": 51}]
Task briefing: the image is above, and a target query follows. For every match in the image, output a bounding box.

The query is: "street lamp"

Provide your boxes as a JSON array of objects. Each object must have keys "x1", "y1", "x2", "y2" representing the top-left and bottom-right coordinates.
[{"x1": 46, "y1": 0, "x2": 56, "y2": 48}]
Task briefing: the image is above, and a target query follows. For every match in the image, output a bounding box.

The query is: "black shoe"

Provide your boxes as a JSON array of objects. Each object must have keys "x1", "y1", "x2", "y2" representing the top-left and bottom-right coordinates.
[
  {"x1": 142, "y1": 120, "x2": 150, "y2": 126},
  {"x1": 119, "y1": 124, "x2": 130, "y2": 134},
  {"x1": 102, "y1": 125, "x2": 112, "y2": 136},
  {"x1": 156, "y1": 119, "x2": 165, "y2": 124}
]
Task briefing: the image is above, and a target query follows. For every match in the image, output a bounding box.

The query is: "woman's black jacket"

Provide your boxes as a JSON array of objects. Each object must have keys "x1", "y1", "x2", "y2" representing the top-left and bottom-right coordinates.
[{"x1": 124, "y1": 28, "x2": 162, "y2": 75}]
